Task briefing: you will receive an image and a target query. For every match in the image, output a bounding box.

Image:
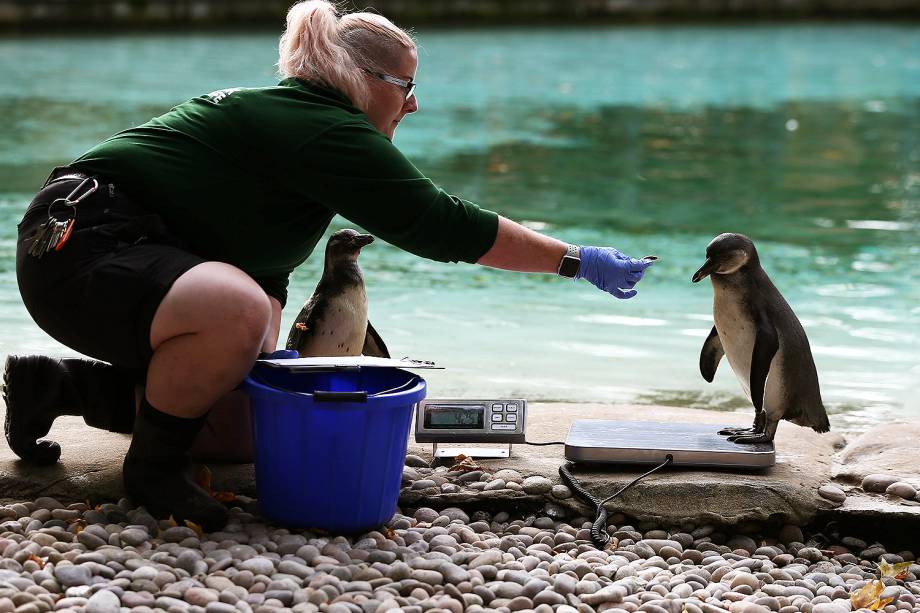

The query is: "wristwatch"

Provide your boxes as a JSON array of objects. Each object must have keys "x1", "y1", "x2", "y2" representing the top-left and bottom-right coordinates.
[{"x1": 557, "y1": 244, "x2": 581, "y2": 278}]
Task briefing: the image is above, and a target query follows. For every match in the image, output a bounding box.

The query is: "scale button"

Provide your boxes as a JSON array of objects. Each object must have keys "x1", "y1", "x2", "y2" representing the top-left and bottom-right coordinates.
[
  {"x1": 506, "y1": 414, "x2": 518, "y2": 423},
  {"x1": 491, "y1": 403, "x2": 503, "y2": 411},
  {"x1": 492, "y1": 424, "x2": 515, "y2": 430},
  {"x1": 506, "y1": 404, "x2": 518, "y2": 412},
  {"x1": 491, "y1": 414, "x2": 503, "y2": 422}
]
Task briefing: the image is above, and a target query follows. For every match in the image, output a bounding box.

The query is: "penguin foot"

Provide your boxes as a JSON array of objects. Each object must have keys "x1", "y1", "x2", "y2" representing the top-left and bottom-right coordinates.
[
  {"x1": 718, "y1": 427, "x2": 755, "y2": 436},
  {"x1": 727, "y1": 433, "x2": 774, "y2": 444}
]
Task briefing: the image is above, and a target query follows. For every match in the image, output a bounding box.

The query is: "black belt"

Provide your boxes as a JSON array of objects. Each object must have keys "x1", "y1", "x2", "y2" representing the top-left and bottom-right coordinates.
[{"x1": 42, "y1": 166, "x2": 94, "y2": 189}]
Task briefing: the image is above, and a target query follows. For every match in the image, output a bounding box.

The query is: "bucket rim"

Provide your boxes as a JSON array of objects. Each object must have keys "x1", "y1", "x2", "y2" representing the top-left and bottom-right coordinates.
[{"x1": 242, "y1": 367, "x2": 427, "y2": 401}]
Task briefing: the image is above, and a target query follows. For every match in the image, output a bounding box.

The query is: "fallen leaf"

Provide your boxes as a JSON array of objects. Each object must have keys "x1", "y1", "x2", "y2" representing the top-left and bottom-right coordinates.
[
  {"x1": 295, "y1": 322, "x2": 307, "y2": 330},
  {"x1": 27, "y1": 554, "x2": 45, "y2": 569},
  {"x1": 382, "y1": 526, "x2": 398, "y2": 541},
  {"x1": 449, "y1": 454, "x2": 483, "y2": 472},
  {"x1": 850, "y1": 579, "x2": 886, "y2": 610},
  {"x1": 878, "y1": 559, "x2": 912, "y2": 580},
  {"x1": 184, "y1": 520, "x2": 203, "y2": 538},
  {"x1": 166, "y1": 515, "x2": 178, "y2": 527}
]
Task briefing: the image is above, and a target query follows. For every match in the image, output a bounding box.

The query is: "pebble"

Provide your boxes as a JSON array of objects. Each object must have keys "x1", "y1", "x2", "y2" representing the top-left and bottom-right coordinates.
[
  {"x1": 85, "y1": 589, "x2": 120, "y2": 613},
  {"x1": 862, "y1": 474, "x2": 902, "y2": 493},
  {"x1": 818, "y1": 485, "x2": 847, "y2": 503},
  {"x1": 522, "y1": 476, "x2": 553, "y2": 494},
  {"x1": 886, "y1": 482, "x2": 918, "y2": 500},
  {"x1": 0, "y1": 481, "x2": 913, "y2": 613}
]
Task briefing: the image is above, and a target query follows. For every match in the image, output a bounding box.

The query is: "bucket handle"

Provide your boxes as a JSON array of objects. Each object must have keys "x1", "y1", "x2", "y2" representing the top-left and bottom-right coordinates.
[
  {"x1": 314, "y1": 391, "x2": 368, "y2": 402},
  {"x1": 314, "y1": 376, "x2": 420, "y2": 402}
]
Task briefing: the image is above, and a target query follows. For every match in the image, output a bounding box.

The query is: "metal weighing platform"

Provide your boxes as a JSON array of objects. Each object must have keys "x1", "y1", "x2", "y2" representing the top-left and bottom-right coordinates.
[{"x1": 564, "y1": 420, "x2": 775, "y2": 469}]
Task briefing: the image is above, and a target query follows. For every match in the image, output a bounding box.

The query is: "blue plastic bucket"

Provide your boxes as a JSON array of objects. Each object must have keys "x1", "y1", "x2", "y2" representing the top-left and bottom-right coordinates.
[{"x1": 242, "y1": 363, "x2": 426, "y2": 532}]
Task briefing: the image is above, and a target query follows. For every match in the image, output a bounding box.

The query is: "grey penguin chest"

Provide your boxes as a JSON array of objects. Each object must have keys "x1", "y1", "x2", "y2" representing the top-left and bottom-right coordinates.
[
  {"x1": 712, "y1": 284, "x2": 784, "y2": 403},
  {"x1": 302, "y1": 286, "x2": 368, "y2": 357}
]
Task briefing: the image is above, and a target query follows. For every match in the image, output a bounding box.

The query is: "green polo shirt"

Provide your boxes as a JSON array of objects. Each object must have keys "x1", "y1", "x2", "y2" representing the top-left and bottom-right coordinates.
[{"x1": 72, "y1": 78, "x2": 499, "y2": 306}]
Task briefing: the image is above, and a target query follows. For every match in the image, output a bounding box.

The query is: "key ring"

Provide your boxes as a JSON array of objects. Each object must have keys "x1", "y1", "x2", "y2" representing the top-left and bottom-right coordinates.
[{"x1": 47, "y1": 177, "x2": 98, "y2": 219}]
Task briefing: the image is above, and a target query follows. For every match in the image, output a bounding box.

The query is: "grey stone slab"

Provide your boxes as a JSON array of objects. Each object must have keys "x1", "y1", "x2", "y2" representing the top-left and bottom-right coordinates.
[
  {"x1": 1, "y1": 399, "x2": 915, "y2": 528},
  {"x1": 405, "y1": 403, "x2": 837, "y2": 526}
]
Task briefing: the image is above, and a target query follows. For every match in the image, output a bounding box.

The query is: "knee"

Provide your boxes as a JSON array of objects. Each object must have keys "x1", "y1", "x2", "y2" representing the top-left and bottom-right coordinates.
[{"x1": 226, "y1": 285, "x2": 272, "y2": 352}]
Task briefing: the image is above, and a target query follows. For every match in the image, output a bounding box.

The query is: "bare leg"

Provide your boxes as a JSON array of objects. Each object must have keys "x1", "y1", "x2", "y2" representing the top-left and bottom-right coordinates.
[
  {"x1": 147, "y1": 262, "x2": 273, "y2": 415},
  {"x1": 123, "y1": 262, "x2": 273, "y2": 529}
]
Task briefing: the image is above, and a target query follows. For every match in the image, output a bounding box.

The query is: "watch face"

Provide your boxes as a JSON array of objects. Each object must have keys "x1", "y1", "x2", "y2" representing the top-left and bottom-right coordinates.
[{"x1": 559, "y1": 256, "x2": 580, "y2": 278}]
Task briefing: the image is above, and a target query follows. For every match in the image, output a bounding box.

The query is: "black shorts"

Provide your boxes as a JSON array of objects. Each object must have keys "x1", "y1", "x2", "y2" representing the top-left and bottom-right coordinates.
[{"x1": 16, "y1": 168, "x2": 206, "y2": 370}]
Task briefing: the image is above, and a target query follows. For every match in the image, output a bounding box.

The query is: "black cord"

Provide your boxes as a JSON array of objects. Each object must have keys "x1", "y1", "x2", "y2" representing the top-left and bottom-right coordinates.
[
  {"x1": 525, "y1": 440, "x2": 566, "y2": 446},
  {"x1": 559, "y1": 454, "x2": 674, "y2": 549}
]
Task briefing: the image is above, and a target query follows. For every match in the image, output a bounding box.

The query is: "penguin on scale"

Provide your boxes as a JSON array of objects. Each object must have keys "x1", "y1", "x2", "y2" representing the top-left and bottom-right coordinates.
[
  {"x1": 286, "y1": 229, "x2": 390, "y2": 358},
  {"x1": 692, "y1": 233, "x2": 830, "y2": 444}
]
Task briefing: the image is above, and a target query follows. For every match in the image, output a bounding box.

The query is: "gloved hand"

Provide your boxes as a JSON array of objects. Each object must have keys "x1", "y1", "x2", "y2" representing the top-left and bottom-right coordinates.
[
  {"x1": 257, "y1": 349, "x2": 300, "y2": 360},
  {"x1": 575, "y1": 246, "x2": 654, "y2": 299}
]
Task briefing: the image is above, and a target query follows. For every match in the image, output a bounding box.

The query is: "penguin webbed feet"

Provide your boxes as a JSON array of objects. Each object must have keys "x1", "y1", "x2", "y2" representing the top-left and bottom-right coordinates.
[
  {"x1": 726, "y1": 432, "x2": 775, "y2": 444},
  {"x1": 718, "y1": 426, "x2": 755, "y2": 436}
]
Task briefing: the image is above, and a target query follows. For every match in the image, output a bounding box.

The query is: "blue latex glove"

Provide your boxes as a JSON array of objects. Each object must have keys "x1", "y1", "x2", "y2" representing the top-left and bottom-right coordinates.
[
  {"x1": 257, "y1": 349, "x2": 300, "y2": 360},
  {"x1": 575, "y1": 246, "x2": 654, "y2": 299}
]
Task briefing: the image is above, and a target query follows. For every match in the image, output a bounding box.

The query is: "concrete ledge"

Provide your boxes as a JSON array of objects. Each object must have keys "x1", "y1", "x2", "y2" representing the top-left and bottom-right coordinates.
[{"x1": 1, "y1": 402, "x2": 918, "y2": 530}]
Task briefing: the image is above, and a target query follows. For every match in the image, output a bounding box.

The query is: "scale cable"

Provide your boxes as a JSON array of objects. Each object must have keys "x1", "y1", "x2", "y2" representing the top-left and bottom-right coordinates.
[{"x1": 559, "y1": 454, "x2": 674, "y2": 549}]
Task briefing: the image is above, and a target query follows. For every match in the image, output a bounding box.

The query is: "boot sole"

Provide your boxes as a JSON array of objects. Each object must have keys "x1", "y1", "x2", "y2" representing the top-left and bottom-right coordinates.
[{"x1": 3, "y1": 355, "x2": 62, "y2": 464}]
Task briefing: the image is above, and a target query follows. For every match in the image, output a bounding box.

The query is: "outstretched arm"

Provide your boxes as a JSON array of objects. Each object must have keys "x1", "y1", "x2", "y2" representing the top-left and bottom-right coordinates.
[
  {"x1": 477, "y1": 216, "x2": 568, "y2": 273},
  {"x1": 477, "y1": 216, "x2": 654, "y2": 299}
]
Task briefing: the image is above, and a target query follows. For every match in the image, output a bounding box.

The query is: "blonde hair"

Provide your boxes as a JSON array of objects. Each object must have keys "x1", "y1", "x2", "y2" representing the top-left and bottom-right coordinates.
[{"x1": 278, "y1": 1, "x2": 416, "y2": 111}]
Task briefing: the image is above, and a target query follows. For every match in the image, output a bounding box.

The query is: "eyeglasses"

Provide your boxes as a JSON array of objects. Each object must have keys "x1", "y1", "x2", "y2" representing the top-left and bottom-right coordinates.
[{"x1": 362, "y1": 68, "x2": 416, "y2": 101}]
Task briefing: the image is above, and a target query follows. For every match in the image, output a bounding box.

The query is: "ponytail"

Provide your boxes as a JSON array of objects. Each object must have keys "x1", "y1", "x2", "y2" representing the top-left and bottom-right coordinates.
[{"x1": 278, "y1": 0, "x2": 415, "y2": 112}]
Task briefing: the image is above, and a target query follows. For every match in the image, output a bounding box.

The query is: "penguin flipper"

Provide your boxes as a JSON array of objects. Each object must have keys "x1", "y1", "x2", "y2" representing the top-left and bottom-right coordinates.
[
  {"x1": 750, "y1": 319, "x2": 779, "y2": 413},
  {"x1": 699, "y1": 326, "x2": 724, "y2": 383},
  {"x1": 285, "y1": 297, "x2": 321, "y2": 355},
  {"x1": 362, "y1": 320, "x2": 390, "y2": 358}
]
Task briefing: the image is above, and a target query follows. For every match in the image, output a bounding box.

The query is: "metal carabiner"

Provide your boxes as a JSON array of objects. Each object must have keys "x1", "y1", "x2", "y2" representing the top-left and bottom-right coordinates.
[{"x1": 63, "y1": 178, "x2": 99, "y2": 207}]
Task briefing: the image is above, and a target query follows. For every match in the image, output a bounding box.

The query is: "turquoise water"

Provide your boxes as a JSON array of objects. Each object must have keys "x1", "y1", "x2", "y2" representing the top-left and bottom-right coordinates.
[{"x1": 1, "y1": 24, "x2": 918, "y2": 433}]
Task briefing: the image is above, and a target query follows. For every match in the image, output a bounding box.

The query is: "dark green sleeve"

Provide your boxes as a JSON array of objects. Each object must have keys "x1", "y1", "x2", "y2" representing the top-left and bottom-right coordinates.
[{"x1": 290, "y1": 120, "x2": 499, "y2": 264}]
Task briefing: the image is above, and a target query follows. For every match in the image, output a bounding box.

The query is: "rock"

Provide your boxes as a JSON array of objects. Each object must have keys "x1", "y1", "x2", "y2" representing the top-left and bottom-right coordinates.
[
  {"x1": 484, "y1": 479, "x2": 507, "y2": 491},
  {"x1": 119, "y1": 528, "x2": 149, "y2": 547},
  {"x1": 414, "y1": 508, "x2": 439, "y2": 523},
  {"x1": 493, "y1": 469, "x2": 524, "y2": 483},
  {"x1": 522, "y1": 476, "x2": 553, "y2": 495},
  {"x1": 469, "y1": 550, "x2": 503, "y2": 568},
  {"x1": 85, "y1": 589, "x2": 121, "y2": 613},
  {"x1": 862, "y1": 474, "x2": 902, "y2": 493},
  {"x1": 55, "y1": 565, "x2": 92, "y2": 587},
  {"x1": 240, "y1": 557, "x2": 275, "y2": 575},
  {"x1": 885, "y1": 482, "x2": 917, "y2": 499},
  {"x1": 818, "y1": 485, "x2": 846, "y2": 503},
  {"x1": 404, "y1": 455, "x2": 430, "y2": 468},
  {"x1": 440, "y1": 507, "x2": 470, "y2": 523},
  {"x1": 551, "y1": 485, "x2": 573, "y2": 499}
]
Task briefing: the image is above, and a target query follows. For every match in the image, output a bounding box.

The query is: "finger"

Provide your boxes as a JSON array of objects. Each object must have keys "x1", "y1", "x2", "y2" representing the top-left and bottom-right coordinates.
[
  {"x1": 625, "y1": 271, "x2": 644, "y2": 283},
  {"x1": 621, "y1": 279, "x2": 637, "y2": 289},
  {"x1": 629, "y1": 258, "x2": 653, "y2": 272},
  {"x1": 612, "y1": 288, "x2": 637, "y2": 299}
]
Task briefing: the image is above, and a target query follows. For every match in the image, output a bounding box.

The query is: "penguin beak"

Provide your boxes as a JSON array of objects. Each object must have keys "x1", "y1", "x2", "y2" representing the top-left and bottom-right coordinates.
[
  {"x1": 352, "y1": 234, "x2": 374, "y2": 248},
  {"x1": 692, "y1": 259, "x2": 715, "y2": 283}
]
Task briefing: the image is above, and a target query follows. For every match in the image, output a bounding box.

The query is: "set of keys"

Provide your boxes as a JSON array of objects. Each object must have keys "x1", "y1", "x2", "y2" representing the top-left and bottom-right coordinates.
[{"x1": 28, "y1": 177, "x2": 98, "y2": 259}]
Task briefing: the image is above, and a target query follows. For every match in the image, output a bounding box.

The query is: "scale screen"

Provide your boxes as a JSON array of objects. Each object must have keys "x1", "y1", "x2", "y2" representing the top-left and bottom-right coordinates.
[{"x1": 423, "y1": 405, "x2": 485, "y2": 429}]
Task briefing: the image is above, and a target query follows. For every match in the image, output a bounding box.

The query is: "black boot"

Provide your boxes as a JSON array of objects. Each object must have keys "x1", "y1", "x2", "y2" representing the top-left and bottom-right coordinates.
[
  {"x1": 2, "y1": 355, "x2": 137, "y2": 465},
  {"x1": 123, "y1": 399, "x2": 228, "y2": 532}
]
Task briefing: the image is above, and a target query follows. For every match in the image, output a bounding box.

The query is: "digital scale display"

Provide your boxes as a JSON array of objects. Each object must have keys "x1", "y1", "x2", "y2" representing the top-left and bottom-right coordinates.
[
  {"x1": 415, "y1": 399, "x2": 527, "y2": 451},
  {"x1": 423, "y1": 405, "x2": 485, "y2": 429}
]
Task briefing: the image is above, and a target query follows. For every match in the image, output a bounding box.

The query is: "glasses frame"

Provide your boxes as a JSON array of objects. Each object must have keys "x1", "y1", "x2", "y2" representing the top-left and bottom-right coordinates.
[{"x1": 363, "y1": 68, "x2": 416, "y2": 101}]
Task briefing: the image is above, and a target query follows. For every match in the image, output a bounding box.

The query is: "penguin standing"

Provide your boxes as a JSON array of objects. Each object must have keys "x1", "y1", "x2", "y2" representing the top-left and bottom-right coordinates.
[
  {"x1": 286, "y1": 229, "x2": 389, "y2": 358},
  {"x1": 691, "y1": 233, "x2": 829, "y2": 443}
]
